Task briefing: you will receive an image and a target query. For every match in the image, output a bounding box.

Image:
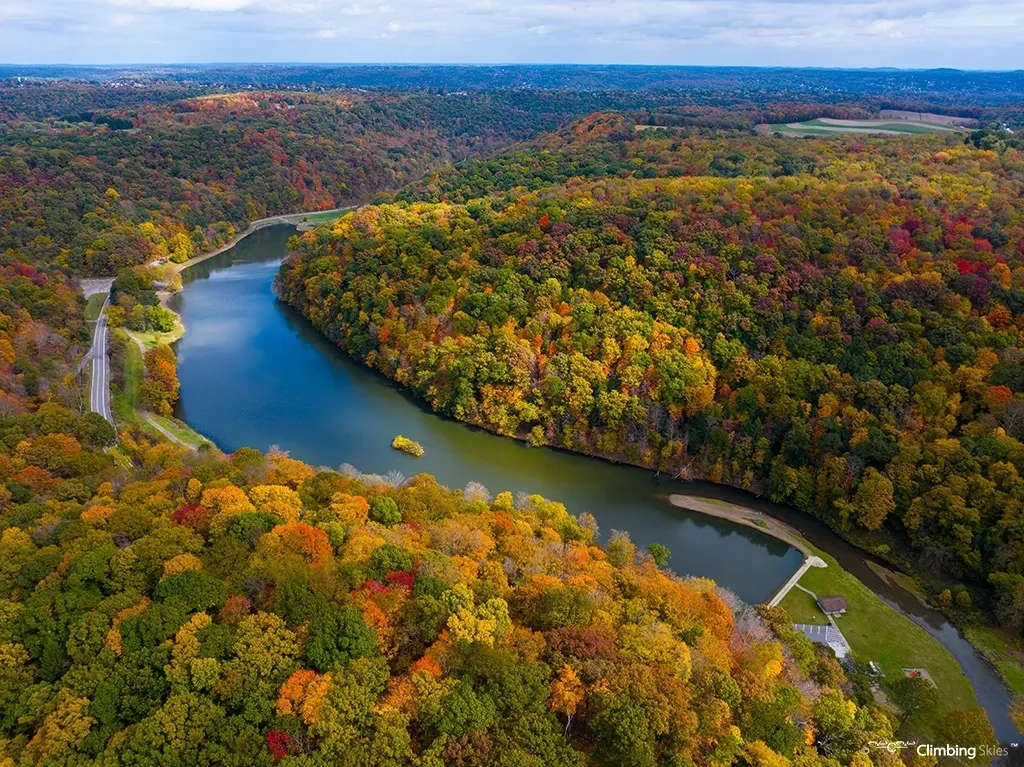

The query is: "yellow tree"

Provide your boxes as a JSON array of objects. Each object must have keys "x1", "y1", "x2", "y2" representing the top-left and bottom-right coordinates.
[{"x1": 550, "y1": 664, "x2": 584, "y2": 735}]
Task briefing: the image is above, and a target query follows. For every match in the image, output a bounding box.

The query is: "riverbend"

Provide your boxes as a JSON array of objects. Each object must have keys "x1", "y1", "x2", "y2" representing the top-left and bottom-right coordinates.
[{"x1": 171, "y1": 223, "x2": 1019, "y2": 743}]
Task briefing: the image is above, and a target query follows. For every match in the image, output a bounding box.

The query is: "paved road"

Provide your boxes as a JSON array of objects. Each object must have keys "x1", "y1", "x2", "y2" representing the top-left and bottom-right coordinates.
[{"x1": 89, "y1": 297, "x2": 113, "y2": 424}]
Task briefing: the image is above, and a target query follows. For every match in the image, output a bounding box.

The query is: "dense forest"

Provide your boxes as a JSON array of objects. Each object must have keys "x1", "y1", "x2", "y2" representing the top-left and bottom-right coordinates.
[
  {"x1": 0, "y1": 95, "x2": 784, "y2": 445},
  {"x1": 1, "y1": 89, "x2": 663, "y2": 276},
  {"x1": 7, "y1": 64, "x2": 1024, "y2": 108},
  {"x1": 0, "y1": 411, "x2": 920, "y2": 766},
  {"x1": 278, "y1": 116, "x2": 1024, "y2": 630},
  {"x1": 1, "y1": 78, "x2": 1019, "y2": 762},
  {"x1": 0, "y1": 89, "x2": 649, "y2": 420}
]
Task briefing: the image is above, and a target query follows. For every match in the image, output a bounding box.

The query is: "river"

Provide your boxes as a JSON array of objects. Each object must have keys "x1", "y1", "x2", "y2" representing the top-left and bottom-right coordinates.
[{"x1": 171, "y1": 224, "x2": 1018, "y2": 743}]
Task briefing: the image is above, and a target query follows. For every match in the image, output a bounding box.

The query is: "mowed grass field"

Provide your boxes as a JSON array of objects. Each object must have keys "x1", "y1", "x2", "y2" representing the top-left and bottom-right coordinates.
[
  {"x1": 84, "y1": 293, "x2": 107, "y2": 322},
  {"x1": 963, "y1": 624, "x2": 1024, "y2": 699},
  {"x1": 779, "y1": 545, "x2": 979, "y2": 737},
  {"x1": 764, "y1": 117, "x2": 966, "y2": 137},
  {"x1": 298, "y1": 209, "x2": 350, "y2": 225}
]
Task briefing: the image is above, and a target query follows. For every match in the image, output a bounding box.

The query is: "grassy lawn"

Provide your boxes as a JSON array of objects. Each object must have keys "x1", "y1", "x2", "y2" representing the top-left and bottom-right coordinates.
[
  {"x1": 130, "y1": 321, "x2": 185, "y2": 349},
  {"x1": 112, "y1": 329, "x2": 216, "y2": 451},
  {"x1": 802, "y1": 119, "x2": 954, "y2": 134},
  {"x1": 768, "y1": 119, "x2": 956, "y2": 137},
  {"x1": 964, "y1": 624, "x2": 1024, "y2": 698},
  {"x1": 768, "y1": 125, "x2": 848, "y2": 136},
  {"x1": 149, "y1": 413, "x2": 215, "y2": 450},
  {"x1": 112, "y1": 331, "x2": 143, "y2": 419},
  {"x1": 85, "y1": 293, "x2": 107, "y2": 321},
  {"x1": 297, "y1": 210, "x2": 348, "y2": 225},
  {"x1": 780, "y1": 543, "x2": 978, "y2": 736},
  {"x1": 780, "y1": 587, "x2": 828, "y2": 625}
]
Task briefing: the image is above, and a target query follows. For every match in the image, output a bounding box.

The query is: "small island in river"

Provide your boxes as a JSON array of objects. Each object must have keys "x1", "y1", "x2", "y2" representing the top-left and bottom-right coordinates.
[{"x1": 392, "y1": 434, "x2": 425, "y2": 457}]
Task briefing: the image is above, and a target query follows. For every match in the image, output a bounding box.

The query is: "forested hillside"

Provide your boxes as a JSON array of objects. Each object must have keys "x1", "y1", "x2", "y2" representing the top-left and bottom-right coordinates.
[
  {"x1": 0, "y1": 414, "x2": 910, "y2": 766},
  {"x1": 0, "y1": 90, "x2": 647, "y2": 276},
  {"x1": 0, "y1": 91, "x2": 640, "y2": 422},
  {"x1": 0, "y1": 79, "x2": 1015, "y2": 762},
  {"x1": 278, "y1": 120, "x2": 1024, "y2": 628}
]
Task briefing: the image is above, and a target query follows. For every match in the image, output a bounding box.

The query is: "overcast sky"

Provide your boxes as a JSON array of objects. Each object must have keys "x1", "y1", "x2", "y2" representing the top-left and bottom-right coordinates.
[{"x1": 1, "y1": 0, "x2": 1021, "y2": 69}]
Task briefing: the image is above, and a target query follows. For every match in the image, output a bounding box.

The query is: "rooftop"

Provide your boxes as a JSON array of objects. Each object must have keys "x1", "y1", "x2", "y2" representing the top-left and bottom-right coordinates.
[{"x1": 817, "y1": 595, "x2": 849, "y2": 613}]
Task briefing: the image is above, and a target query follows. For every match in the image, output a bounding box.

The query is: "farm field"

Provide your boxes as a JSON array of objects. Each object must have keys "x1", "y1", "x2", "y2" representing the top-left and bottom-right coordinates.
[{"x1": 762, "y1": 116, "x2": 968, "y2": 136}]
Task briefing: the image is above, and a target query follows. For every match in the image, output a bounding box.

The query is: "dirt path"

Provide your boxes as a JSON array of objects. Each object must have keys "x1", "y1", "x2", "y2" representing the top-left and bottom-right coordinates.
[{"x1": 141, "y1": 411, "x2": 191, "y2": 448}]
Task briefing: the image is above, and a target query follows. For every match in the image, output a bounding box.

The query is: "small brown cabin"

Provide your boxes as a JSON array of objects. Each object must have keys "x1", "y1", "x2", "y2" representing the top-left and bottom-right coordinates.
[{"x1": 817, "y1": 596, "x2": 848, "y2": 617}]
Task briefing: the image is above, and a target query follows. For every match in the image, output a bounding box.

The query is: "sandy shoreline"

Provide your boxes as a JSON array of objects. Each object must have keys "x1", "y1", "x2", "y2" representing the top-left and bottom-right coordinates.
[{"x1": 668, "y1": 494, "x2": 810, "y2": 556}]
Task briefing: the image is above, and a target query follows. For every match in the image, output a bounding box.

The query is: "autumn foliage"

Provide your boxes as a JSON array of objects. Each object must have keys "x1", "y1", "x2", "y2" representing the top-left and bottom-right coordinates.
[
  {"x1": 0, "y1": 442, "x2": 908, "y2": 766},
  {"x1": 279, "y1": 124, "x2": 1024, "y2": 627}
]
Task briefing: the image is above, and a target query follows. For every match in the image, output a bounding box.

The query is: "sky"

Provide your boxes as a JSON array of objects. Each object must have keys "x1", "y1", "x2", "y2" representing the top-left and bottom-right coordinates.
[{"x1": 1, "y1": 0, "x2": 1022, "y2": 69}]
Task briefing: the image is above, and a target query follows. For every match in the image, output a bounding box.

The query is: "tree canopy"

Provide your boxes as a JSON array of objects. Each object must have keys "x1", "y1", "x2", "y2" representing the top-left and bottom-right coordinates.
[{"x1": 279, "y1": 122, "x2": 1024, "y2": 625}]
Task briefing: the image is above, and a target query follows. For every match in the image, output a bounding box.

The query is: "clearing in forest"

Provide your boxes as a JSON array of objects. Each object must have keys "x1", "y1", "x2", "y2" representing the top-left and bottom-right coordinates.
[{"x1": 760, "y1": 116, "x2": 970, "y2": 137}]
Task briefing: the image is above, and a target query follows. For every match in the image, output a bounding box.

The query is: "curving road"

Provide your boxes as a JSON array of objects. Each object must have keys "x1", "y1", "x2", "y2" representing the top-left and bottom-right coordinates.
[{"x1": 89, "y1": 297, "x2": 113, "y2": 424}]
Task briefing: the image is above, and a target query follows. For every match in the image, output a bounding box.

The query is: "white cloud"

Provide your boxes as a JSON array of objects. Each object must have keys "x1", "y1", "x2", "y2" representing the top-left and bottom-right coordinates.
[
  {"x1": 108, "y1": 0, "x2": 321, "y2": 11},
  {"x1": 1, "y1": 0, "x2": 1022, "y2": 67},
  {"x1": 109, "y1": 0, "x2": 259, "y2": 10}
]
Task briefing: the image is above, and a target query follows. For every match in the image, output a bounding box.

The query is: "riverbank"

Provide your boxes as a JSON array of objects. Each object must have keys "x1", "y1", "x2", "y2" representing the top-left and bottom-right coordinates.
[
  {"x1": 124, "y1": 207, "x2": 360, "y2": 448},
  {"x1": 670, "y1": 498, "x2": 1024, "y2": 728},
  {"x1": 161, "y1": 205, "x2": 358, "y2": 276},
  {"x1": 672, "y1": 493, "x2": 982, "y2": 739},
  {"x1": 109, "y1": 327, "x2": 213, "y2": 451},
  {"x1": 166, "y1": 223, "x2": 1020, "y2": 741}
]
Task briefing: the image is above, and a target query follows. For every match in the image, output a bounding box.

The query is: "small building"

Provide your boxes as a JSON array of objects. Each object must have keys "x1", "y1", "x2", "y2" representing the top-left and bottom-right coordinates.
[{"x1": 817, "y1": 596, "x2": 848, "y2": 616}]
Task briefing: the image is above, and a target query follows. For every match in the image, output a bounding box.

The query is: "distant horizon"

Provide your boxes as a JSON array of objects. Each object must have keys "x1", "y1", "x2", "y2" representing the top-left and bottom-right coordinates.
[{"x1": 3, "y1": 62, "x2": 1024, "y2": 74}]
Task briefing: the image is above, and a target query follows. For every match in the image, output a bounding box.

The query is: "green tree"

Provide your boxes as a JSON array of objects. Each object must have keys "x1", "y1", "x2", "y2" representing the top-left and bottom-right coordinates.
[
  {"x1": 306, "y1": 605, "x2": 377, "y2": 672},
  {"x1": 648, "y1": 543, "x2": 671, "y2": 568},
  {"x1": 591, "y1": 694, "x2": 656, "y2": 767},
  {"x1": 153, "y1": 570, "x2": 227, "y2": 614},
  {"x1": 369, "y1": 496, "x2": 402, "y2": 527},
  {"x1": 889, "y1": 675, "x2": 939, "y2": 729}
]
